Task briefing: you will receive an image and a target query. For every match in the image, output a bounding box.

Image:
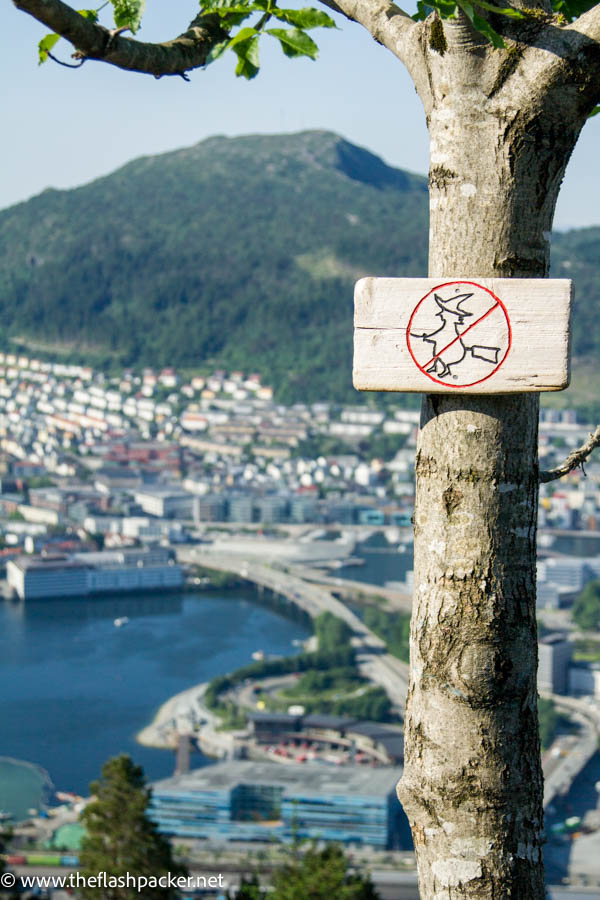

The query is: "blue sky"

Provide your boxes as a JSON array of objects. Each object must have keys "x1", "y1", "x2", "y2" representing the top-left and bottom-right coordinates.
[{"x1": 2, "y1": 1, "x2": 599, "y2": 229}]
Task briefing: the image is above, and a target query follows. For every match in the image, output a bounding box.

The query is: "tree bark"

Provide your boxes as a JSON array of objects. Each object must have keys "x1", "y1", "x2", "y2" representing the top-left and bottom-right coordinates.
[{"x1": 396, "y1": 16, "x2": 588, "y2": 898}]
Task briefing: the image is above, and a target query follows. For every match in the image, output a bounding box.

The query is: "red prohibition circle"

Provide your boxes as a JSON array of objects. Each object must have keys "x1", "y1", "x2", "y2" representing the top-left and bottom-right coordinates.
[{"x1": 406, "y1": 280, "x2": 512, "y2": 389}]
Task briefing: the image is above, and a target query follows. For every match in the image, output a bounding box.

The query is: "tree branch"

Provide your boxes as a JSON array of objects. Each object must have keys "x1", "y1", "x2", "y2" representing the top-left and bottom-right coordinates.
[
  {"x1": 14, "y1": 0, "x2": 427, "y2": 88},
  {"x1": 315, "y1": 0, "x2": 347, "y2": 17},
  {"x1": 566, "y1": 2, "x2": 600, "y2": 44},
  {"x1": 13, "y1": 0, "x2": 228, "y2": 77},
  {"x1": 539, "y1": 424, "x2": 600, "y2": 483},
  {"x1": 493, "y1": 7, "x2": 600, "y2": 123},
  {"x1": 327, "y1": 0, "x2": 422, "y2": 71}
]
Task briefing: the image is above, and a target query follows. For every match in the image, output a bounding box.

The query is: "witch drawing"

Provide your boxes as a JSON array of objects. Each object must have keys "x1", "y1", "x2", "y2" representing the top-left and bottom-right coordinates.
[{"x1": 410, "y1": 292, "x2": 501, "y2": 379}]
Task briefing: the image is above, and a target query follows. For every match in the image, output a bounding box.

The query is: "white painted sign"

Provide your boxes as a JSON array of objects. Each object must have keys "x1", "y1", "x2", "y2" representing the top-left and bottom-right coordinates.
[{"x1": 353, "y1": 277, "x2": 572, "y2": 394}]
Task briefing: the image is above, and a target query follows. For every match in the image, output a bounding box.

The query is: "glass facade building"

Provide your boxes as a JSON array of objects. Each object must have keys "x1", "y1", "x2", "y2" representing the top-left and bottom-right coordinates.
[{"x1": 150, "y1": 761, "x2": 409, "y2": 849}]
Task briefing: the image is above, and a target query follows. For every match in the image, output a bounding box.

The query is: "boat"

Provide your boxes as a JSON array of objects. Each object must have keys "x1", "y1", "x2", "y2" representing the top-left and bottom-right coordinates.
[
  {"x1": 114, "y1": 617, "x2": 130, "y2": 627},
  {"x1": 0, "y1": 810, "x2": 13, "y2": 822},
  {"x1": 251, "y1": 650, "x2": 265, "y2": 661}
]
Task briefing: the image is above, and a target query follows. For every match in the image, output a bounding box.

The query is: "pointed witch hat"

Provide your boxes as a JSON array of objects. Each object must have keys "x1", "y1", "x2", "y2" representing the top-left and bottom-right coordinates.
[{"x1": 434, "y1": 292, "x2": 474, "y2": 317}]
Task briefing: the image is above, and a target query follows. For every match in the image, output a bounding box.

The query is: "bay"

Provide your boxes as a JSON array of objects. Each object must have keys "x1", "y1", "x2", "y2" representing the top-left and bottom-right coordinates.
[
  {"x1": 0, "y1": 590, "x2": 309, "y2": 805},
  {"x1": 0, "y1": 756, "x2": 54, "y2": 822}
]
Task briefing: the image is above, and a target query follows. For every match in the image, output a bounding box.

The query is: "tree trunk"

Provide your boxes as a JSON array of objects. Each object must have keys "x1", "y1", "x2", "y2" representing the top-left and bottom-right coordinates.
[{"x1": 396, "y1": 20, "x2": 584, "y2": 897}]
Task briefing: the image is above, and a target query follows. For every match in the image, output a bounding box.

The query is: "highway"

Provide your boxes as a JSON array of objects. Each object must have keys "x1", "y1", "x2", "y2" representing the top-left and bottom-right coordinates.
[
  {"x1": 284, "y1": 560, "x2": 413, "y2": 612},
  {"x1": 177, "y1": 548, "x2": 410, "y2": 709},
  {"x1": 543, "y1": 693, "x2": 600, "y2": 809}
]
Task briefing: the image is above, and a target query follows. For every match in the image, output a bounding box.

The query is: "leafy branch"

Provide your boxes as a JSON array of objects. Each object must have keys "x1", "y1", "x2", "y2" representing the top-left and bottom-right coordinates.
[
  {"x1": 201, "y1": 0, "x2": 337, "y2": 79},
  {"x1": 38, "y1": 1, "x2": 143, "y2": 64},
  {"x1": 39, "y1": 7, "x2": 100, "y2": 63},
  {"x1": 36, "y1": 0, "x2": 336, "y2": 79}
]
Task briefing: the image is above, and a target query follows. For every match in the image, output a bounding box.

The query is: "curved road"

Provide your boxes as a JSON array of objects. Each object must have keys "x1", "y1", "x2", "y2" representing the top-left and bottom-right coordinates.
[
  {"x1": 178, "y1": 548, "x2": 410, "y2": 710},
  {"x1": 543, "y1": 693, "x2": 600, "y2": 809}
]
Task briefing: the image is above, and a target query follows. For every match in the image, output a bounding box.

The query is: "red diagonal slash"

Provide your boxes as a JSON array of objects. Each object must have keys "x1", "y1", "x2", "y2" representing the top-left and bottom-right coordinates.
[{"x1": 423, "y1": 301, "x2": 501, "y2": 368}]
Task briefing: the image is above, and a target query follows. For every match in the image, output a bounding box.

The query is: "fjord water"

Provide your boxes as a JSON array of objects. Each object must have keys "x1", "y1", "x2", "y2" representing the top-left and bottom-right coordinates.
[{"x1": 0, "y1": 590, "x2": 309, "y2": 807}]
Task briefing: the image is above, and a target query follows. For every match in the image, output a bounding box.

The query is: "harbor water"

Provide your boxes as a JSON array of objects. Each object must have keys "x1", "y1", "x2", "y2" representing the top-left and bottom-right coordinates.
[{"x1": 0, "y1": 589, "x2": 309, "y2": 809}]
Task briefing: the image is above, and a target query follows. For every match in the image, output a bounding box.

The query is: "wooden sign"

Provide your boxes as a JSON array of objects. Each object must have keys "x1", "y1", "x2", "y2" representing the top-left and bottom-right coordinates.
[{"x1": 353, "y1": 277, "x2": 572, "y2": 394}]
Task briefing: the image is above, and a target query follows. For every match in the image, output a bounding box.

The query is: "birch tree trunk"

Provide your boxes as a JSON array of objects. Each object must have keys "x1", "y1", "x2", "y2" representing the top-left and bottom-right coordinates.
[{"x1": 395, "y1": 15, "x2": 590, "y2": 898}]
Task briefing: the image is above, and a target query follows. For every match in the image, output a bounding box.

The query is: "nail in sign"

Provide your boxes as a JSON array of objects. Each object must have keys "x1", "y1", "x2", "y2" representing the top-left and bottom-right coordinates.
[{"x1": 353, "y1": 277, "x2": 572, "y2": 394}]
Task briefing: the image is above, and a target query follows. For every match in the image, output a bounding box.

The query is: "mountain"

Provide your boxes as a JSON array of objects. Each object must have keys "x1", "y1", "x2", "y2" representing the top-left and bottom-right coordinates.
[
  {"x1": 0, "y1": 130, "x2": 597, "y2": 406},
  {"x1": 0, "y1": 131, "x2": 428, "y2": 403}
]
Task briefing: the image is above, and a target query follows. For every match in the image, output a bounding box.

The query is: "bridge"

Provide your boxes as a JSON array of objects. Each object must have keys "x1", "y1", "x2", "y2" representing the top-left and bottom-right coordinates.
[
  {"x1": 285, "y1": 562, "x2": 413, "y2": 612},
  {"x1": 177, "y1": 547, "x2": 410, "y2": 709}
]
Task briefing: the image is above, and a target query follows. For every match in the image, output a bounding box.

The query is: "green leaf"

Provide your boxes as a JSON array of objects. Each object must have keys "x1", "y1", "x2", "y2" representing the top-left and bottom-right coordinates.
[
  {"x1": 205, "y1": 39, "x2": 230, "y2": 65},
  {"x1": 266, "y1": 26, "x2": 318, "y2": 58},
  {"x1": 202, "y1": 3, "x2": 260, "y2": 26},
  {"x1": 473, "y1": 0, "x2": 526, "y2": 19},
  {"x1": 226, "y1": 28, "x2": 260, "y2": 79},
  {"x1": 38, "y1": 33, "x2": 61, "y2": 64},
  {"x1": 77, "y1": 8, "x2": 99, "y2": 22},
  {"x1": 228, "y1": 25, "x2": 259, "y2": 47},
  {"x1": 232, "y1": 33, "x2": 260, "y2": 78},
  {"x1": 207, "y1": 5, "x2": 257, "y2": 14},
  {"x1": 552, "y1": 0, "x2": 596, "y2": 21},
  {"x1": 223, "y1": 9, "x2": 257, "y2": 25},
  {"x1": 109, "y1": 0, "x2": 146, "y2": 33},
  {"x1": 458, "y1": 0, "x2": 505, "y2": 46},
  {"x1": 413, "y1": 0, "x2": 458, "y2": 20},
  {"x1": 273, "y1": 7, "x2": 336, "y2": 29},
  {"x1": 588, "y1": 106, "x2": 600, "y2": 118},
  {"x1": 205, "y1": 0, "x2": 255, "y2": 8},
  {"x1": 412, "y1": 1, "x2": 430, "y2": 20},
  {"x1": 201, "y1": 0, "x2": 268, "y2": 20}
]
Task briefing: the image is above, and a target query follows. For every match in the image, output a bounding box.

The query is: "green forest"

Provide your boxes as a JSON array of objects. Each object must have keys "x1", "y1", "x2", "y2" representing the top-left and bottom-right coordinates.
[{"x1": 0, "y1": 130, "x2": 598, "y2": 404}]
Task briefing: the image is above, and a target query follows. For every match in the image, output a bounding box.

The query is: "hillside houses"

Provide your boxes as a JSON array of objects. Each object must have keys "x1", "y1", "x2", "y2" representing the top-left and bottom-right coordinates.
[{"x1": 0, "y1": 354, "x2": 595, "y2": 576}]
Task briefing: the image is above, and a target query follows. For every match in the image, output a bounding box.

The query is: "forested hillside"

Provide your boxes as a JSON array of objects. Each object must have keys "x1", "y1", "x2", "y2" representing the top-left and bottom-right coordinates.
[{"x1": 0, "y1": 130, "x2": 597, "y2": 403}]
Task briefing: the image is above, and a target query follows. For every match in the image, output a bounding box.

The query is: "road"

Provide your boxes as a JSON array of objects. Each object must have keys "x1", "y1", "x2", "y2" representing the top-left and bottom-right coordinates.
[
  {"x1": 178, "y1": 548, "x2": 410, "y2": 709},
  {"x1": 543, "y1": 694, "x2": 600, "y2": 809},
  {"x1": 285, "y1": 561, "x2": 413, "y2": 612}
]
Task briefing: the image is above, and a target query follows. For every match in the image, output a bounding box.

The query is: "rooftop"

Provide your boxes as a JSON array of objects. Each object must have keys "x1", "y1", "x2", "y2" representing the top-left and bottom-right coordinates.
[
  {"x1": 11, "y1": 555, "x2": 91, "y2": 572},
  {"x1": 153, "y1": 760, "x2": 403, "y2": 798},
  {"x1": 539, "y1": 632, "x2": 571, "y2": 646}
]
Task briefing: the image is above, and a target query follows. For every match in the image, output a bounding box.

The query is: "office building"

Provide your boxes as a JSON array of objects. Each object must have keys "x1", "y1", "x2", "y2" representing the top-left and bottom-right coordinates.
[
  {"x1": 150, "y1": 760, "x2": 408, "y2": 848},
  {"x1": 7, "y1": 547, "x2": 183, "y2": 600},
  {"x1": 538, "y1": 633, "x2": 573, "y2": 694}
]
